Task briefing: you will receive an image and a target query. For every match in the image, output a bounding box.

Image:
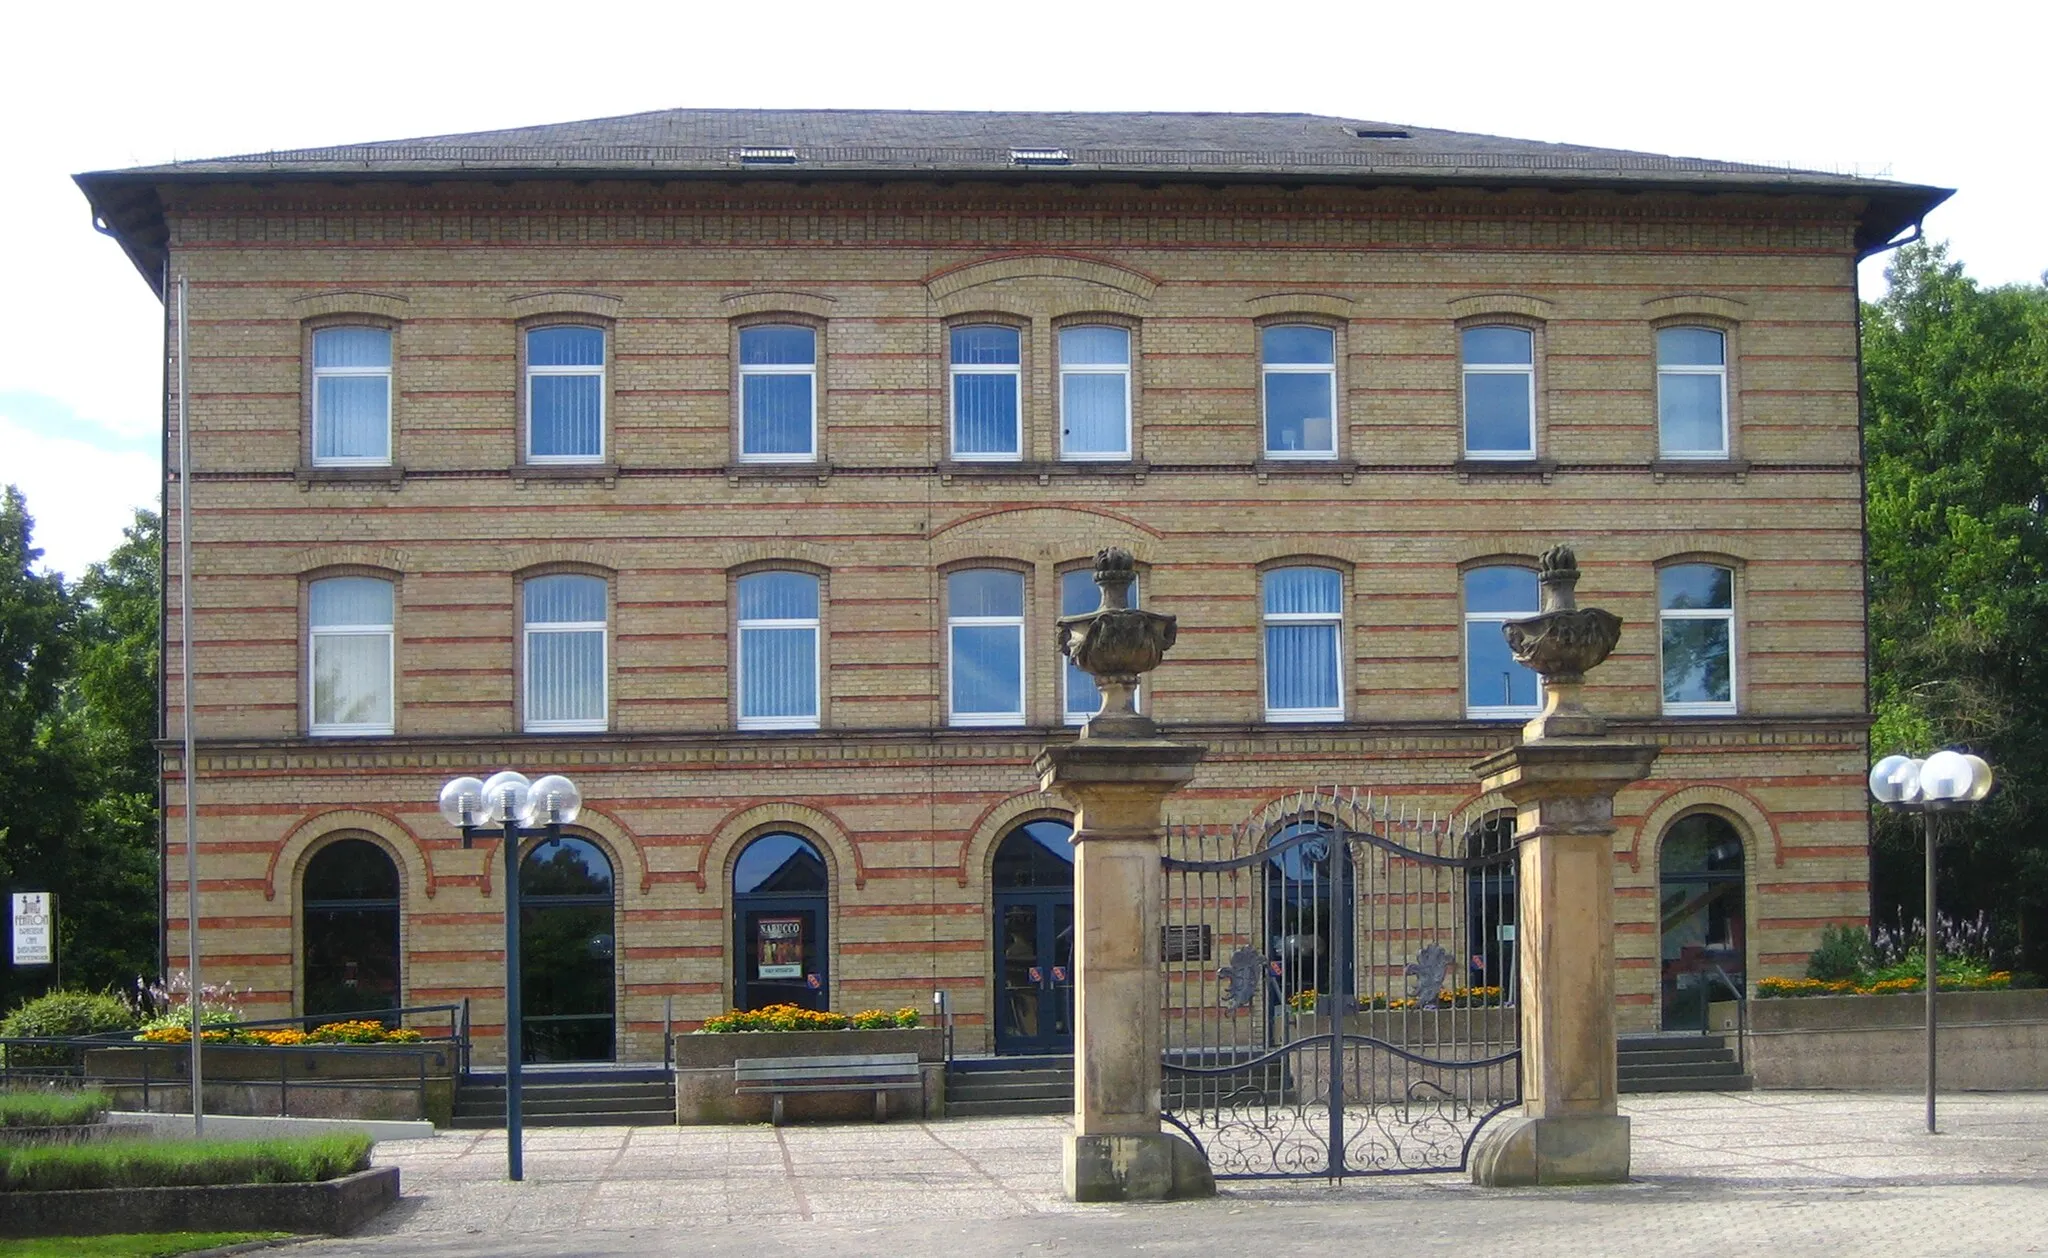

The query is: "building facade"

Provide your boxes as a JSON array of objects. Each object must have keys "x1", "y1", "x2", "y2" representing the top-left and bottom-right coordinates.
[{"x1": 78, "y1": 111, "x2": 1948, "y2": 1064}]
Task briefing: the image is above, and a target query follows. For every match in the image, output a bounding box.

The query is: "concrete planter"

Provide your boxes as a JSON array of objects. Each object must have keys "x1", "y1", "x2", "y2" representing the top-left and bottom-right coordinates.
[
  {"x1": 0, "y1": 1121, "x2": 152, "y2": 1147},
  {"x1": 1741, "y1": 989, "x2": 2048, "y2": 1090},
  {"x1": 674, "y1": 1027, "x2": 945, "y2": 1125},
  {"x1": 0, "y1": 1165, "x2": 399, "y2": 1238},
  {"x1": 80, "y1": 1044, "x2": 456, "y2": 1125}
]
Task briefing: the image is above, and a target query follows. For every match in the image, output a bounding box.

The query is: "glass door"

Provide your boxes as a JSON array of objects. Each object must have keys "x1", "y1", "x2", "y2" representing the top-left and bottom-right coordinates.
[
  {"x1": 993, "y1": 890, "x2": 1073, "y2": 1055},
  {"x1": 735, "y1": 900, "x2": 829, "y2": 1011}
]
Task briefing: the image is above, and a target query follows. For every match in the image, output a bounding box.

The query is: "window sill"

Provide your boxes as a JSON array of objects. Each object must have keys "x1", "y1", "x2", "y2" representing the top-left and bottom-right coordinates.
[
  {"x1": 513, "y1": 462, "x2": 618, "y2": 489},
  {"x1": 1455, "y1": 458, "x2": 1556, "y2": 484},
  {"x1": 296, "y1": 465, "x2": 405, "y2": 491},
  {"x1": 726, "y1": 461, "x2": 831, "y2": 485},
  {"x1": 1255, "y1": 458, "x2": 1356, "y2": 485},
  {"x1": 939, "y1": 460, "x2": 1151, "y2": 484},
  {"x1": 1651, "y1": 458, "x2": 1749, "y2": 483}
]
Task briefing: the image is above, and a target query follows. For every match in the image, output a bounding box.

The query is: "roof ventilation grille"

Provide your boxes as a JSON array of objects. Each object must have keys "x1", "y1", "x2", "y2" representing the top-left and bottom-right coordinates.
[
  {"x1": 736, "y1": 146, "x2": 799, "y2": 164},
  {"x1": 1010, "y1": 147, "x2": 1072, "y2": 166},
  {"x1": 1347, "y1": 127, "x2": 1412, "y2": 140}
]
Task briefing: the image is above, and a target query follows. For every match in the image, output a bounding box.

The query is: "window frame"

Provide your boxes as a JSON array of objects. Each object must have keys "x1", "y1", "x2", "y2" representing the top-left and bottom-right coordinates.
[
  {"x1": 521, "y1": 572, "x2": 610, "y2": 734},
  {"x1": 735, "y1": 569, "x2": 824, "y2": 732},
  {"x1": 1259, "y1": 322, "x2": 1341, "y2": 461},
  {"x1": 947, "y1": 566, "x2": 1028, "y2": 727},
  {"x1": 306, "y1": 574, "x2": 396, "y2": 738},
  {"x1": 522, "y1": 322, "x2": 609, "y2": 466},
  {"x1": 948, "y1": 322, "x2": 1025, "y2": 463},
  {"x1": 1658, "y1": 562, "x2": 1739, "y2": 717},
  {"x1": 308, "y1": 323, "x2": 394, "y2": 468},
  {"x1": 1656, "y1": 324, "x2": 1731, "y2": 460},
  {"x1": 1057, "y1": 322, "x2": 1133, "y2": 462},
  {"x1": 737, "y1": 321, "x2": 821, "y2": 464},
  {"x1": 1460, "y1": 322, "x2": 1539, "y2": 460},
  {"x1": 1261, "y1": 564, "x2": 1347, "y2": 724},
  {"x1": 1462, "y1": 564, "x2": 1544, "y2": 721}
]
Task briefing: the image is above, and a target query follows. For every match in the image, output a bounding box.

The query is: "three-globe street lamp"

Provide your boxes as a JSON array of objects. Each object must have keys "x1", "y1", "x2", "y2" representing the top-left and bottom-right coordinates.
[
  {"x1": 1868, "y1": 750, "x2": 1994, "y2": 1134},
  {"x1": 437, "y1": 770, "x2": 583, "y2": 1182}
]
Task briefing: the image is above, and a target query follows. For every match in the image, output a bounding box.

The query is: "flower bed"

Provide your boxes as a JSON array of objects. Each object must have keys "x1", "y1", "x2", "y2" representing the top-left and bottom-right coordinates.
[
  {"x1": 1286, "y1": 986, "x2": 1504, "y2": 1014},
  {"x1": 697, "y1": 1004, "x2": 921, "y2": 1033},
  {"x1": 1758, "y1": 972, "x2": 2013, "y2": 999},
  {"x1": 135, "y1": 1020, "x2": 425, "y2": 1047}
]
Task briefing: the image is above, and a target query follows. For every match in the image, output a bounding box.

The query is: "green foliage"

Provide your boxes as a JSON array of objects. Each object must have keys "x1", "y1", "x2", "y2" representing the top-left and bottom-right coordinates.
[
  {"x1": 3, "y1": 1233, "x2": 289, "y2": 1258},
  {"x1": 1804, "y1": 924, "x2": 1875, "y2": 982},
  {"x1": 0, "y1": 1088, "x2": 112, "y2": 1128},
  {"x1": 0, "y1": 1133, "x2": 372, "y2": 1193},
  {"x1": 0, "y1": 495, "x2": 160, "y2": 1009},
  {"x1": 1863, "y1": 243, "x2": 2048, "y2": 973},
  {"x1": 0, "y1": 991, "x2": 140, "y2": 1067}
]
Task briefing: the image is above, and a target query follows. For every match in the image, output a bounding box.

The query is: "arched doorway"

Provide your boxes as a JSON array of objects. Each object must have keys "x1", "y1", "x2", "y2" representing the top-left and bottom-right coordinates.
[
  {"x1": 520, "y1": 835, "x2": 616, "y2": 1063},
  {"x1": 1266, "y1": 818, "x2": 1352, "y2": 1011},
  {"x1": 302, "y1": 838, "x2": 401, "y2": 1020},
  {"x1": 1659, "y1": 813, "x2": 1747, "y2": 1031},
  {"x1": 1465, "y1": 812, "x2": 1517, "y2": 1004},
  {"x1": 991, "y1": 819, "x2": 1075, "y2": 1055},
  {"x1": 732, "y1": 833, "x2": 830, "y2": 1012}
]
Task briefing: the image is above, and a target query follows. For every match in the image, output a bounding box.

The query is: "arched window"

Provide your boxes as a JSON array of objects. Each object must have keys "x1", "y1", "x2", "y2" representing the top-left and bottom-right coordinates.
[
  {"x1": 1462, "y1": 325, "x2": 1535, "y2": 458},
  {"x1": 302, "y1": 839, "x2": 401, "y2": 1020},
  {"x1": 1261, "y1": 324, "x2": 1337, "y2": 458},
  {"x1": 520, "y1": 835, "x2": 616, "y2": 1062},
  {"x1": 1263, "y1": 566, "x2": 1344, "y2": 722},
  {"x1": 732, "y1": 833, "x2": 831, "y2": 1011},
  {"x1": 992, "y1": 818, "x2": 1076, "y2": 889},
  {"x1": 739, "y1": 324, "x2": 818, "y2": 461},
  {"x1": 737, "y1": 571, "x2": 821, "y2": 729},
  {"x1": 951, "y1": 325, "x2": 1022, "y2": 459},
  {"x1": 992, "y1": 818, "x2": 1076, "y2": 1054},
  {"x1": 1059, "y1": 325, "x2": 1131, "y2": 460},
  {"x1": 948, "y1": 568, "x2": 1026, "y2": 726},
  {"x1": 1464, "y1": 812, "x2": 1517, "y2": 1003},
  {"x1": 1657, "y1": 327, "x2": 1728, "y2": 458},
  {"x1": 309, "y1": 576, "x2": 394, "y2": 736},
  {"x1": 1659, "y1": 563, "x2": 1736, "y2": 715},
  {"x1": 1464, "y1": 566, "x2": 1541, "y2": 719},
  {"x1": 1266, "y1": 819, "x2": 1351, "y2": 1004},
  {"x1": 1658, "y1": 814, "x2": 1746, "y2": 1031},
  {"x1": 523, "y1": 574, "x2": 608, "y2": 732},
  {"x1": 311, "y1": 326, "x2": 392, "y2": 466}
]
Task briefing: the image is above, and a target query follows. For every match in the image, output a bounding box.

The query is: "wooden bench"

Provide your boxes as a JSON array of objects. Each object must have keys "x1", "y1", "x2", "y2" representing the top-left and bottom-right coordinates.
[{"x1": 733, "y1": 1053, "x2": 923, "y2": 1125}]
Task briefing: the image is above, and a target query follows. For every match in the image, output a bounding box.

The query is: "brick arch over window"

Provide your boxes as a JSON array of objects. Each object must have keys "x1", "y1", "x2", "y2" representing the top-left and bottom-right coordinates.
[
  {"x1": 1642, "y1": 294, "x2": 1748, "y2": 323},
  {"x1": 1631, "y1": 784, "x2": 1780, "y2": 873},
  {"x1": 506, "y1": 290, "x2": 624, "y2": 320},
  {"x1": 1244, "y1": 292, "x2": 1356, "y2": 320},
  {"x1": 928, "y1": 504, "x2": 1161, "y2": 554},
  {"x1": 958, "y1": 791, "x2": 1073, "y2": 888},
  {"x1": 701, "y1": 802, "x2": 862, "y2": 896},
  {"x1": 721, "y1": 289, "x2": 837, "y2": 319},
  {"x1": 290, "y1": 291, "x2": 409, "y2": 321},
  {"x1": 266, "y1": 808, "x2": 433, "y2": 902},
  {"x1": 284, "y1": 545, "x2": 410, "y2": 575},
  {"x1": 926, "y1": 253, "x2": 1160, "y2": 304},
  {"x1": 711, "y1": 540, "x2": 838, "y2": 570},
  {"x1": 1448, "y1": 293, "x2": 1555, "y2": 322},
  {"x1": 505, "y1": 543, "x2": 624, "y2": 574}
]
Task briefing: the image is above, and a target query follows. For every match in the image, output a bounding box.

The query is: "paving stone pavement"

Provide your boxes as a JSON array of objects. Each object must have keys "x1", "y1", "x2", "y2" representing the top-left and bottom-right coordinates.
[{"x1": 293, "y1": 1092, "x2": 2048, "y2": 1256}]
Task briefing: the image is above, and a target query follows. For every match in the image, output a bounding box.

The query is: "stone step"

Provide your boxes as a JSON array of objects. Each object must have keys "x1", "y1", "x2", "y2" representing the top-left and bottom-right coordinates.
[
  {"x1": 1619, "y1": 1059, "x2": 1745, "y2": 1082},
  {"x1": 1621, "y1": 1073, "x2": 1753, "y2": 1094},
  {"x1": 945, "y1": 1097, "x2": 1069, "y2": 1118},
  {"x1": 1619, "y1": 1047, "x2": 1738, "y2": 1067},
  {"x1": 948, "y1": 1082, "x2": 1072, "y2": 1103},
  {"x1": 1619, "y1": 1035, "x2": 1730, "y2": 1054},
  {"x1": 458, "y1": 1094, "x2": 678, "y2": 1118},
  {"x1": 457, "y1": 1082, "x2": 675, "y2": 1105}
]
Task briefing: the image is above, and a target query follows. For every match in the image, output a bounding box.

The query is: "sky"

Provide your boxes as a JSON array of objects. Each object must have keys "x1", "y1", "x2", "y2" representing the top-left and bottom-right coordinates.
[{"x1": 2, "y1": 0, "x2": 2040, "y2": 580}]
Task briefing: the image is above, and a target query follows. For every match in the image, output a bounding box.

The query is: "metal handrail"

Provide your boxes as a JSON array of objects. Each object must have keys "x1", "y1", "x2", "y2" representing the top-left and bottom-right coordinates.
[{"x1": 1701, "y1": 963, "x2": 1747, "y2": 1073}]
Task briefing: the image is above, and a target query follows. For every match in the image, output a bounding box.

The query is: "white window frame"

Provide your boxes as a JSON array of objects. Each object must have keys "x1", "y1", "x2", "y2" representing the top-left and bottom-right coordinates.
[
  {"x1": 949, "y1": 326, "x2": 1023, "y2": 462},
  {"x1": 1060, "y1": 568, "x2": 1138, "y2": 725},
  {"x1": 1262, "y1": 568, "x2": 1345, "y2": 723},
  {"x1": 307, "y1": 580, "x2": 395, "y2": 737},
  {"x1": 1659, "y1": 567, "x2": 1738, "y2": 717},
  {"x1": 736, "y1": 573, "x2": 822, "y2": 731},
  {"x1": 1657, "y1": 326, "x2": 1730, "y2": 459},
  {"x1": 738, "y1": 325, "x2": 819, "y2": 464},
  {"x1": 1058, "y1": 325, "x2": 1132, "y2": 461},
  {"x1": 310, "y1": 327, "x2": 392, "y2": 468},
  {"x1": 523, "y1": 581, "x2": 609, "y2": 734},
  {"x1": 1260, "y1": 325, "x2": 1339, "y2": 461},
  {"x1": 524, "y1": 325, "x2": 607, "y2": 465},
  {"x1": 1461, "y1": 325, "x2": 1537, "y2": 460},
  {"x1": 1463, "y1": 569, "x2": 1543, "y2": 721},
  {"x1": 948, "y1": 572, "x2": 1027, "y2": 727}
]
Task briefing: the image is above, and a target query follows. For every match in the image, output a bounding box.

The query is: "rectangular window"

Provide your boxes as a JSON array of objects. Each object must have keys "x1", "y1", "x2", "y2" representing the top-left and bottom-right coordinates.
[
  {"x1": 524, "y1": 574, "x2": 607, "y2": 731},
  {"x1": 1658, "y1": 327, "x2": 1729, "y2": 458},
  {"x1": 740, "y1": 325, "x2": 819, "y2": 461},
  {"x1": 526, "y1": 327, "x2": 606, "y2": 462},
  {"x1": 1659, "y1": 564, "x2": 1736, "y2": 715},
  {"x1": 1263, "y1": 567, "x2": 1344, "y2": 721},
  {"x1": 309, "y1": 577, "x2": 394, "y2": 735},
  {"x1": 311, "y1": 327, "x2": 392, "y2": 466},
  {"x1": 1060, "y1": 567, "x2": 1141, "y2": 724},
  {"x1": 1261, "y1": 325, "x2": 1338, "y2": 458},
  {"x1": 738, "y1": 571, "x2": 821, "y2": 730},
  {"x1": 1059, "y1": 326, "x2": 1131, "y2": 459},
  {"x1": 949, "y1": 569, "x2": 1025, "y2": 725},
  {"x1": 1464, "y1": 567, "x2": 1542, "y2": 719},
  {"x1": 1462, "y1": 326, "x2": 1536, "y2": 458},
  {"x1": 951, "y1": 326, "x2": 1022, "y2": 460}
]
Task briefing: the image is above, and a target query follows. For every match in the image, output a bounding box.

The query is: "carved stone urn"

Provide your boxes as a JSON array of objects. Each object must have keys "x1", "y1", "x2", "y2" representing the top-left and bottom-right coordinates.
[
  {"x1": 1056, "y1": 547, "x2": 1179, "y2": 739},
  {"x1": 1502, "y1": 545, "x2": 1623, "y2": 741}
]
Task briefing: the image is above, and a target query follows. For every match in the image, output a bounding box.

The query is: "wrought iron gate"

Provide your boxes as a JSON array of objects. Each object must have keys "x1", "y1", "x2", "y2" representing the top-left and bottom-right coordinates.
[{"x1": 1161, "y1": 788, "x2": 1520, "y2": 1179}]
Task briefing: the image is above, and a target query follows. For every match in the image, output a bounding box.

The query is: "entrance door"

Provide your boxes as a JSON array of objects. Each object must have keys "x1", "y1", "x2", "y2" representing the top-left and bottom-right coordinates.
[
  {"x1": 1659, "y1": 814, "x2": 1747, "y2": 1031},
  {"x1": 519, "y1": 836, "x2": 617, "y2": 1063},
  {"x1": 732, "y1": 833, "x2": 832, "y2": 1012},
  {"x1": 990, "y1": 819, "x2": 1075, "y2": 1055}
]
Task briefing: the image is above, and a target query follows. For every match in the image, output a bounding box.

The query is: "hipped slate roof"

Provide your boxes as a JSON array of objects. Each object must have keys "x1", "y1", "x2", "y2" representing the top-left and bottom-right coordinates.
[{"x1": 77, "y1": 108, "x2": 1952, "y2": 292}]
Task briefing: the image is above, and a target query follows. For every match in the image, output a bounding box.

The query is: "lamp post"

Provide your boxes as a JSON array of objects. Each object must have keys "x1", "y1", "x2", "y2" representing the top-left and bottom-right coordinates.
[
  {"x1": 1867, "y1": 749, "x2": 1993, "y2": 1134},
  {"x1": 436, "y1": 770, "x2": 582, "y2": 1182}
]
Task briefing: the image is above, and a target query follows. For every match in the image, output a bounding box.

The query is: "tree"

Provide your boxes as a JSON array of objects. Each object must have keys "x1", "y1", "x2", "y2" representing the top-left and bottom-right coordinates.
[{"x1": 1863, "y1": 241, "x2": 2048, "y2": 974}]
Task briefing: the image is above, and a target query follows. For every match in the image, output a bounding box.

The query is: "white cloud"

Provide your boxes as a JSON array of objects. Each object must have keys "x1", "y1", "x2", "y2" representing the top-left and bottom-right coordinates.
[{"x1": 0, "y1": 416, "x2": 159, "y2": 581}]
